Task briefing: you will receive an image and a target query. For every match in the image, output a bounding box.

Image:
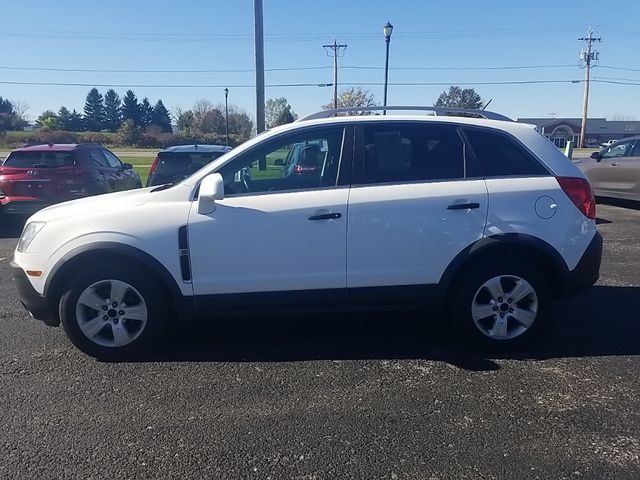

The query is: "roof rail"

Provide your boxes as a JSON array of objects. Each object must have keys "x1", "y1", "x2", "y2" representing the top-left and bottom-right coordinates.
[{"x1": 299, "y1": 106, "x2": 513, "y2": 122}]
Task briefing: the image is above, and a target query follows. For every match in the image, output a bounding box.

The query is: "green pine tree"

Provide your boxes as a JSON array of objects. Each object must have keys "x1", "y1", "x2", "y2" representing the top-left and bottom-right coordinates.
[
  {"x1": 121, "y1": 90, "x2": 141, "y2": 127},
  {"x1": 69, "y1": 109, "x2": 84, "y2": 132},
  {"x1": 57, "y1": 106, "x2": 72, "y2": 131},
  {"x1": 140, "y1": 97, "x2": 154, "y2": 128},
  {"x1": 103, "y1": 89, "x2": 122, "y2": 132},
  {"x1": 83, "y1": 88, "x2": 105, "y2": 131},
  {"x1": 151, "y1": 100, "x2": 172, "y2": 133}
]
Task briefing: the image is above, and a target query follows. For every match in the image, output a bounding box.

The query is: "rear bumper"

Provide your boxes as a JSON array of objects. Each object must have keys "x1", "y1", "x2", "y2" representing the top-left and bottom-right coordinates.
[
  {"x1": 10, "y1": 261, "x2": 59, "y2": 326},
  {"x1": 559, "y1": 231, "x2": 603, "y2": 299}
]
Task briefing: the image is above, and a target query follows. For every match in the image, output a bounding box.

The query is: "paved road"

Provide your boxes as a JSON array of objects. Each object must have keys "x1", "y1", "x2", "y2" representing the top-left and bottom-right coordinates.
[{"x1": 0, "y1": 203, "x2": 639, "y2": 479}]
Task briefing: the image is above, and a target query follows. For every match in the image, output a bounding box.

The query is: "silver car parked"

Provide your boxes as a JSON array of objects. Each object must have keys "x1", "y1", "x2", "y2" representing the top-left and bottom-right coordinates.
[{"x1": 575, "y1": 136, "x2": 640, "y2": 202}]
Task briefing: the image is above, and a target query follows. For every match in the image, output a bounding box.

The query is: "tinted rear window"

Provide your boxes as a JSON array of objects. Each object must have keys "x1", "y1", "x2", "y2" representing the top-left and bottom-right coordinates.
[
  {"x1": 360, "y1": 123, "x2": 467, "y2": 184},
  {"x1": 156, "y1": 152, "x2": 225, "y2": 175},
  {"x1": 4, "y1": 151, "x2": 75, "y2": 168},
  {"x1": 463, "y1": 128, "x2": 548, "y2": 177}
]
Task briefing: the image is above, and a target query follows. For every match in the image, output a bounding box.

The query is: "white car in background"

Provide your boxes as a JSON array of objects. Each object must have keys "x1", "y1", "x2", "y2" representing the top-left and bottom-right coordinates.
[{"x1": 12, "y1": 106, "x2": 602, "y2": 360}]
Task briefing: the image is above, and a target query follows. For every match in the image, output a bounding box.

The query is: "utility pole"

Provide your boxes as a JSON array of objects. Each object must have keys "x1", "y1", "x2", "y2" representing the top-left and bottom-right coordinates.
[
  {"x1": 254, "y1": 0, "x2": 266, "y2": 168},
  {"x1": 578, "y1": 27, "x2": 601, "y2": 148},
  {"x1": 224, "y1": 88, "x2": 229, "y2": 147},
  {"x1": 323, "y1": 39, "x2": 347, "y2": 109}
]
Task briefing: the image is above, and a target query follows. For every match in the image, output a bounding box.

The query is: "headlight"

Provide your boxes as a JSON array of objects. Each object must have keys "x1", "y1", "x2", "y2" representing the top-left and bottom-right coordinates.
[{"x1": 17, "y1": 222, "x2": 46, "y2": 252}]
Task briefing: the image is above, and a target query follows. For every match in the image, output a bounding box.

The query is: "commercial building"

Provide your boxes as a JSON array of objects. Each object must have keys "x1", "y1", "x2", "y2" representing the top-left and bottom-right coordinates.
[{"x1": 517, "y1": 117, "x2": 640, "y2": 147}]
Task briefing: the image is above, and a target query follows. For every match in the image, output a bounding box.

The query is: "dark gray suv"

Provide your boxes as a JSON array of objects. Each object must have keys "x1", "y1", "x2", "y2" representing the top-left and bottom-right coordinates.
[{"x1": 146, "y1": 144, "x2": 232, "y2": 187}]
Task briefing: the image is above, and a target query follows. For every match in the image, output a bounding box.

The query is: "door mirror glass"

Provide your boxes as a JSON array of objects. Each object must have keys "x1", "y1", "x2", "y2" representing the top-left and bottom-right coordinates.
[
  {"x1": 122, "y1": 163, "x2": 133, "y2": 170},
  {"x1": 197, "y1": 173, "x2": 225, "y2": 214}
]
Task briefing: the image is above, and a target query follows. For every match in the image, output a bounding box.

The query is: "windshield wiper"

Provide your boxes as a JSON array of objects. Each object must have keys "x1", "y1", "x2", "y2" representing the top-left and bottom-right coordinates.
[{"x1": 150, "y1": 183, "x2": 174, "y2": 192}]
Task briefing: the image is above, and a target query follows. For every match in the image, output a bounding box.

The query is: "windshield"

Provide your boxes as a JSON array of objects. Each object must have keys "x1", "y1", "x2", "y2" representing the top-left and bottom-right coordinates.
[{"x1": 4, "y1": 151, "x2": 75, "y2": 168}]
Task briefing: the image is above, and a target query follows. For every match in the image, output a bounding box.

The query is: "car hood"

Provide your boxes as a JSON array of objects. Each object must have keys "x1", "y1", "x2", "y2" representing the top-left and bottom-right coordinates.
[{"x1": 29, "y1": 187, "x2": 155, "y2": 223}]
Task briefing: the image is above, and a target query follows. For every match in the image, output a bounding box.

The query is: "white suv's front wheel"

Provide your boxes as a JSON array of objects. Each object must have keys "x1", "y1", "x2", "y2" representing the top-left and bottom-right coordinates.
[
  {"x1": 59, "y1": 262, "x2": 169, "y2": 360},
  {"x1": 450, "y1": 259, "x2": 552, "y2": 349}
]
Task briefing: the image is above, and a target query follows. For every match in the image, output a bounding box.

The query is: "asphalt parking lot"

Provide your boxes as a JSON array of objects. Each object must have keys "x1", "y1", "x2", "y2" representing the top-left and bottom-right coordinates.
[{"x1": 0, "y1": 203, "x2": 639, "y2": 480}]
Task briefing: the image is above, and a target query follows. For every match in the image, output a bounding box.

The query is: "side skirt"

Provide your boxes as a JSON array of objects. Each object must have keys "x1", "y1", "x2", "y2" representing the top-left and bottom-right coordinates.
[{"x1": 185, "y1": 285, "x2": 439, "y2": 319}]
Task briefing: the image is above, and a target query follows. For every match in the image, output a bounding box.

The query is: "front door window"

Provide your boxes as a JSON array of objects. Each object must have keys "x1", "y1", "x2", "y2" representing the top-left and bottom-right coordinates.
[
  {"x1": 602, "y1": 141, "x2": 632, "y2": 159},
  {"x1": 218, "y1": 127, "x2": 346, "y2": 195}
]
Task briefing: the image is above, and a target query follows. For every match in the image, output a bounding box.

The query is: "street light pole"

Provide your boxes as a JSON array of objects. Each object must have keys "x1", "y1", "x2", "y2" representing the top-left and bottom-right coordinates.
[
  {"x1": 382, "y1": 21, "x2": 393, "y2": 115},
  {"x1": 224, "y1": 88, "x2": 229, "y2": 147}
]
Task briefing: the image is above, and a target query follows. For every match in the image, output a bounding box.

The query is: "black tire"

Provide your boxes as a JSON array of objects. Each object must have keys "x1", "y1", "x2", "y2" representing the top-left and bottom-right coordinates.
[
  {"x1": 59, "y1": 262, "x2": 169, "y2": 360},
  {"x1": 448, "y1": 258, "x2": 552, "y2": 350}
]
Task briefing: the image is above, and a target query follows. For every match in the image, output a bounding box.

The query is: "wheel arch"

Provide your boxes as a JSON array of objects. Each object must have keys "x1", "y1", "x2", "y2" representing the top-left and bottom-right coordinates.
[
  {"x1": 438, "y1": 234, "x2": 570, "y2": 302},
  {"x1": 44, "y1": 242, "x2": 189, "y2": 320}
]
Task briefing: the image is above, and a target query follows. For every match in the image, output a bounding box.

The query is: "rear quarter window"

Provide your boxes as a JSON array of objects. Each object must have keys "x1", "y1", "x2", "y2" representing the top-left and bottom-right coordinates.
[{"x1": 463, "y1": 127, "x2": 549, "y2": 177}]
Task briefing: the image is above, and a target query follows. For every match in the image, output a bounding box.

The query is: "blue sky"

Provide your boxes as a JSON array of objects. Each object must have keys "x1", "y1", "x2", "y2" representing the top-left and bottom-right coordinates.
[{"x1": 2, "y1": 0, "x2": 640, "y2": 123}]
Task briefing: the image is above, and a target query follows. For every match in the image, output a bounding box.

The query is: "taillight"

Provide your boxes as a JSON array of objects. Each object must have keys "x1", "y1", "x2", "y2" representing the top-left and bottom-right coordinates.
[
  {"x1": 556, "y1": 176, "x2": 596, "y2": 219},
  {"x1": 149, "y1": 155, "x2": 159, "y2": 175}
]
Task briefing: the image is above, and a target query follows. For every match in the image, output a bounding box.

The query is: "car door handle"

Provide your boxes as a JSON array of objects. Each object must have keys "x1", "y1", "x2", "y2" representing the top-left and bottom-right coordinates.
[
  {"x1": 446, "y1": 202, "x2": 480, "y2": 210},
  {"x1": 610, "y1": 162, "x2": 619, "y2": 166},
  {"x1": 308, "y1": 212, "x2": 342, "y2": 220}
]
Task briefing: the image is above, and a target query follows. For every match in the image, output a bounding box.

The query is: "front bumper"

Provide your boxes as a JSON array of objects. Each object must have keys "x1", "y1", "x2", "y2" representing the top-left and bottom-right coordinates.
[
  {"x1": 560, "y1": 231, "x2": 603, "y2": 299},
  {"x1": 10, "y1": 261, "x2": 59, "y2": 326}
]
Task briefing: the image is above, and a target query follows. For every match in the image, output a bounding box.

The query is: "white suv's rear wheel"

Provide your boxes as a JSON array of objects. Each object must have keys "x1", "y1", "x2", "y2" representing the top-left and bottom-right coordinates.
[
  {"x1": 59, "y1": 262, "x2": 168, "y2": 360},
  {"x1": 450, "y1": 259, "x2": 551, "y2": 349}
]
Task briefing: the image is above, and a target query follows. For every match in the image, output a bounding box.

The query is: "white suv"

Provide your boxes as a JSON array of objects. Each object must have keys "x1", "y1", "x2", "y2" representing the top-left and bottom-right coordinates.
[{"x1": 11, "y1": 107, "x2": 602, "y2": 359}]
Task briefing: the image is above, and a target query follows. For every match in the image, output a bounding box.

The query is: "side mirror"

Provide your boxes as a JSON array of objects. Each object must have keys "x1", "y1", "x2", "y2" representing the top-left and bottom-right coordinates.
[
  {"x1": 122, "y1": 163, "x2": 133, "y2": 170},
  {"x1": 197, "y1": 173, "x2": 225, "y2": 214},
  {"x1": 274, "y1": 159, "x2": 284, "y2": 166},
  {"x1": 591, "y1": 151, "x2": 602, "y2": 162}
]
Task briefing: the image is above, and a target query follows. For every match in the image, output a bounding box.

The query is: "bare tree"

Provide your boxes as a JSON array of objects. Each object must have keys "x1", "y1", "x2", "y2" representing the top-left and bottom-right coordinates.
[
  {"x1": 322, "y1": 87, "x2": 376, "y2": 115},
  {"x1": 12, "y1": 99, "x2": 30, "y2": 123}
]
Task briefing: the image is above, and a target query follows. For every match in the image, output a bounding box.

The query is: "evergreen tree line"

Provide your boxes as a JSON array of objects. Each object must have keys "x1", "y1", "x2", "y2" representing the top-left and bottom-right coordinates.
[{"x1": 38, "y1": 88, "x2": 172, "y2": 133}]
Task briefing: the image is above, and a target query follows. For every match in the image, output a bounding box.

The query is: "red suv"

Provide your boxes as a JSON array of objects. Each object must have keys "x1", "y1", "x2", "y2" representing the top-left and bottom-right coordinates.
[{"x1": 0, "y1": 143, "x2": 141, "y2": 215}]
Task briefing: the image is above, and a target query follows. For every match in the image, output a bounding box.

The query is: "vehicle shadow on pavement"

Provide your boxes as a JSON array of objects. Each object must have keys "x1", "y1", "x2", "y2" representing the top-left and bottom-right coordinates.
[
  {"x1": 597, "y1": 197, "x2": 640, "y2": 211},
  {"x1": 0, "y1": 215, "x2": 28, "y2": 239},
  {"x1": 510, "y1": 285, "x2": 640, "y2": 360},
  {"x1": 133, "y1": 285, "x2": 639, "y2": 371}
]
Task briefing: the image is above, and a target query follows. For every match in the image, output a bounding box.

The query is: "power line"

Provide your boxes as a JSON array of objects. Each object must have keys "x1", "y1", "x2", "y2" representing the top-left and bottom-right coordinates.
[
  {"x1": 0, "y1": 80, "x2": 330, "y2": 88},
  {"x1": 0, "y1": 79, "x2": 588, "y2": 88},
  {"x1": 0, "y1": 63, "x2": 587, "y2": 74},
  {"x1": 0, "y1": 25, "x2": 595, "y2": 43},
  {"x1": 599, "y1": 65, "x2": 640, "y2": 73},
  {"x1": 4, "y1": 78, "x2": 640, "y2": 88}
]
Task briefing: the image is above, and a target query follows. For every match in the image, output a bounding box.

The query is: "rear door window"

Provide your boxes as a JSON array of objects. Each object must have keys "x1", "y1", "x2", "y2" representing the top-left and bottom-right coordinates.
[
  {"x1": 87, "y1": 149, "x2": 110, "y2": 168},
  {"x1": 4, "y1": 151, "x2": 75, "y2": 168},
  {"x1": 358, "y1": 122, "x2": 470, "y2": 184},
  {"x1": 462, "y1": 127, "x2": 549, "y2": 177},
  {"x1": 102, "y1": 150, "x2": 123, "y2": 169}
]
